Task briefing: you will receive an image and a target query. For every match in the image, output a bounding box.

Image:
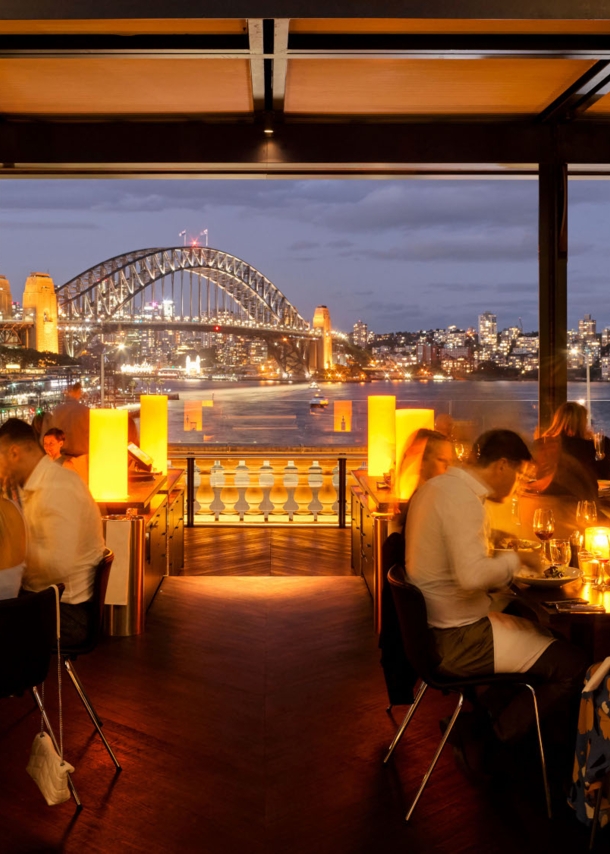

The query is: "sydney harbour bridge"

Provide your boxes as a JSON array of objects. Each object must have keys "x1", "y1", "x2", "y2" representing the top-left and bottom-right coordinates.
[{"x1": 0, "y1": 247, "x2": 332, "y2": 376}]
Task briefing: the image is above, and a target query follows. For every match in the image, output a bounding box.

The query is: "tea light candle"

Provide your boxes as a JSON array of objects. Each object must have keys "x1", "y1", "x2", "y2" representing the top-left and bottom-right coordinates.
[{"x1": 584, "y1": 527, "x2": 610, "y2": 559}]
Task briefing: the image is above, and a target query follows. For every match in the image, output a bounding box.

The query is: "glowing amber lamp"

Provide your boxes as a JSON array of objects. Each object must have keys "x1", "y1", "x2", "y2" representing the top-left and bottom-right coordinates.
[
  {"x1": 395, "y1": 408, "x2": 435, "y2": 499},
  {"x1": 584, "y1": 527, "x2": 610, "y2": 559},
  {"x1": 368, "y1": 396, "x2": 396, "y2": 477},
  {"x1": 89, "y1": 409, "x2": 128, "y2": 501},
  {"x1": 333, "y1": 400, "x2": 352, "y2": 432},
  {"x1": 184, "y1": 400, "x2": 203, "y2": 431},
  {"x1": 140, "y1": 395, "x2": 168, "y2": 475}
]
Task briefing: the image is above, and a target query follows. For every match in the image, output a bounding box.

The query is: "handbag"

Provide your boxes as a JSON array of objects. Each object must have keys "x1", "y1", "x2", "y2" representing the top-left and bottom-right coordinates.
[{"x1": 26, "y1": 585, "x2": 75, "y2": 805}]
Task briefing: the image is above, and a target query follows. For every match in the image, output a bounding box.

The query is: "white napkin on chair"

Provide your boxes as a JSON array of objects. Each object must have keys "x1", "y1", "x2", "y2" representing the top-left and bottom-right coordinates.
[{"x1": 583, "y1": 656, "x2": 610, "y2": 693}]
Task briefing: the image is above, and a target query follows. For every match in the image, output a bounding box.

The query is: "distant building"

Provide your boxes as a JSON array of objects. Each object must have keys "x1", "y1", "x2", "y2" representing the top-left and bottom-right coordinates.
[
  {"x1": 478, "y1": 312, "x2": 497, "y2": 347},
  {"x1": 416, "y1": 343, "x2": 441, "y2": 365},
  {"x1": 579, "y1": 313, "x2": 596, "y2": 338},
  {"x1": 352, "y1": 320, "x2": 368, "y2": 348},
  {"x1": 0, "y1": 276, "x2": 12, "y2": 319}
]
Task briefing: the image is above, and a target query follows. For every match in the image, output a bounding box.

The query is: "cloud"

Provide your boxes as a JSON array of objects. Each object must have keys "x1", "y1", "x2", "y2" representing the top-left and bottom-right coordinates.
[
  {"x1": 0, "y1": 220, "x2": 99, "y2": 230},
  {"x1": 288, "y1": 240, "x2": 319, "y2": 251}
]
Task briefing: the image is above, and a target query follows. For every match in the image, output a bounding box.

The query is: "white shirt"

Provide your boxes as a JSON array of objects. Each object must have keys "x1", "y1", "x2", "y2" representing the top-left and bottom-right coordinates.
[
  {"x1": 20, "y1": 455, "x2": 104, "y2": 604},
  {"x1": 406, "y1": 467, "x2": 553, "y2": 673}
]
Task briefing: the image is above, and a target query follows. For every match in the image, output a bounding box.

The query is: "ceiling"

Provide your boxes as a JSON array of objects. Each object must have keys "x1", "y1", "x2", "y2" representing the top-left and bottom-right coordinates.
[{"x1": 1, "y1": 8, "x2": 610, "y2": 176}]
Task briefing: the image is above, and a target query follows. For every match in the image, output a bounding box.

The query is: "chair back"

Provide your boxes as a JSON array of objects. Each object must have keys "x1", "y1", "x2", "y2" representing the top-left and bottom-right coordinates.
[
  {"x1": 387, "y1": 565, "x2": 441, "y2": 685},
  {"x1": 62, "y1": 548, "x2": 114, "y2": 657},
  {"x1": 0, "y1": 588, "x2": 57, "y2": 697}
]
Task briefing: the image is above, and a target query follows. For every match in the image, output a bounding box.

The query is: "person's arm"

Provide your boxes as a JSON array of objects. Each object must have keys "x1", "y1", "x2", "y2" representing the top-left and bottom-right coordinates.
[{"x1": 442, "y1": 492, "x2": 518, "y2": 591}]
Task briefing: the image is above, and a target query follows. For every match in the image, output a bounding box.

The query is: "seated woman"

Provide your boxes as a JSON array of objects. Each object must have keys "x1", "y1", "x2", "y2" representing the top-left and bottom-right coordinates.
[
  {"x1": 0, "y1": 497, "x2": 26, "y2": 600},
  {"x1": 531, "y1": 402, "x2": 598, "y2": 501}
]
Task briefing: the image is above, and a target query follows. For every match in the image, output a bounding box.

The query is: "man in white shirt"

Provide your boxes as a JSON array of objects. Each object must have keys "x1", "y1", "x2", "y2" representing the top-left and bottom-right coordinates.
[
  {"x1": 406, "y1": 429, "x2": 587, "y2": 750},
  {"x1": 0, "y1": 418, "x2": 104, "y2": 645}
]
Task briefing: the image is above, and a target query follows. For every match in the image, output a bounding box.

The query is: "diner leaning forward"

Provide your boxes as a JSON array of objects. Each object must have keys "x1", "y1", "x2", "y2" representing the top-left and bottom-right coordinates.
[
  {"x1": 0, "y1": 417, "x2": 104, "y2": 646},
  {"x1": 405, "y1": 429, "x2": 588, "y2": 763}
]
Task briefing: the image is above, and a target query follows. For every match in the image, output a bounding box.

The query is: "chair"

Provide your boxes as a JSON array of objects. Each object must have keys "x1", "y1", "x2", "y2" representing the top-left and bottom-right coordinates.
[
  {"x1": 0, "y1": 586, "x2": 81, "y2": 807},
  {"x1": 59, "y1": 548, "x2": 122, "y2": 771},
  {"x1": 383, "y1": 565, "x2": 551, "y2": 822}
]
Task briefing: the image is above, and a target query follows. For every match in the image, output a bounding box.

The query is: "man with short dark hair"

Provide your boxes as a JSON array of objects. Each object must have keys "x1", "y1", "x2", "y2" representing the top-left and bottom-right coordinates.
[
  {"x1": 0, "y1": 418, "x2": 104, "y2": 644},
  {"x1": 406, "y1": 429, "x2": 587, "y2": 754}
]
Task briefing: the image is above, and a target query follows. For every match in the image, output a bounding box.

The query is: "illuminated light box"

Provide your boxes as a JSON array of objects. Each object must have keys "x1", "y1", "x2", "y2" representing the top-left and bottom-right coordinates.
[
  {"x1": 202, "y1": 399, "x2": 214, "y2": 407},
  {"x1": 140, "y1": 395, "x2": 168, "y2": 475},
  {"x1": 333, "y1": 400, "x2": 352, "y2": 433},
  {"x1": 184, "y1": 400, "x2": 203, "y2": 431},
  {"x1": 584, "y1": 527, "x2": 610, "y2": 559},
  {"x1": 396, "y1": 409, "x2": 435, "y2": 499},
  {"x1": 89, "y1": 409, "x2": 128, "y2": 501},
  {"x1": 368, "y1": 395, "x2": 396, "y2": 477}
]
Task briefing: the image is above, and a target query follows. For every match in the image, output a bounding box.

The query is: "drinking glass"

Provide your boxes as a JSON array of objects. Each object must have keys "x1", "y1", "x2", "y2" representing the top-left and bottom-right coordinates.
[
  {"x1": 578, "y1": 550, "x2": 599, "y2": 583},
  {"x1": 593, "y1": 533, "x2": 610, "y2": 590},
  {"x1": 576, "y1": 501, "x2": 597, "y2": 530},
  {"x1": 549, "y1": 539, "x2": 571, "y2": 567},
  {"x1": 533, "y1": 508, "x2": 555, "y2": 564},
  {"x1": 594, "y1": 431, "x2": 606, "y2": 462}
]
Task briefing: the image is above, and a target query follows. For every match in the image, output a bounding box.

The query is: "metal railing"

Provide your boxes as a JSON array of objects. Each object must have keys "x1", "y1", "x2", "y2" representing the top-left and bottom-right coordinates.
[{"x1": 169, "y1": 445, "x2": 365, "y2": 527}]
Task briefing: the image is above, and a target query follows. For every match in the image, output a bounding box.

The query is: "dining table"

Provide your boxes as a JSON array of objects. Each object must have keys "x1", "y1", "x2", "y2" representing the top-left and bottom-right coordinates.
[{"x1": 510, "y1": 576, "x2": 610, "y2": 661}]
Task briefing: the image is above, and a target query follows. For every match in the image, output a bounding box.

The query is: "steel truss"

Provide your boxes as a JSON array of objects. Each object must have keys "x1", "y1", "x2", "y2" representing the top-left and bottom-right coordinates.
[{"x1": 56, "y1": 246, "x2": 309, "y2": 329}]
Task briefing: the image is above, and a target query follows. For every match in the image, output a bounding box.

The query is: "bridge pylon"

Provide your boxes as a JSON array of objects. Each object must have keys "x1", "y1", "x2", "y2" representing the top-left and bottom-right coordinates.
[{"x1": 23, "y1": 272, "x2": 59, "y2": 353}]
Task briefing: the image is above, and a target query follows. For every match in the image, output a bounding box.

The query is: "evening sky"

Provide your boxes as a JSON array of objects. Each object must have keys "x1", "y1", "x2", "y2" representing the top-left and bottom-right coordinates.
[{"x1": 0, "y1": 178, "x2": 607, "y2": 335}]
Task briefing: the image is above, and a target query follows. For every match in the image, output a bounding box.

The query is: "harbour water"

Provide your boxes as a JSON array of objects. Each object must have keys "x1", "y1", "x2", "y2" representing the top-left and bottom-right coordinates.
[{"x1": 166, "y1": 379, "x2": 610, "y2": 447}]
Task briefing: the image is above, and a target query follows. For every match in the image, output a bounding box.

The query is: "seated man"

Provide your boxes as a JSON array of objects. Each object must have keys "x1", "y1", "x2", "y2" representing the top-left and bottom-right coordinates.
[
  {"x1": 42, "y1": 427, "x2": 76, "y2": 471},
  {"x1": 0, "y1": 418, "x2": 105, "y2": 645},
  {"x1": 0, "y1": 496, "x2": 26, "y2": 600},
  {"x1": 406, "y1": 429, "x2": 588, "y2": 764}
]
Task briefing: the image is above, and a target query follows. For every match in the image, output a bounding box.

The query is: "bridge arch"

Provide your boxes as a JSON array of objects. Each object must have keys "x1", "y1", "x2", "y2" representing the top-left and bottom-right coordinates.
[{"x1": 56, "y1": 246, "x2": 309, "y2": 331}]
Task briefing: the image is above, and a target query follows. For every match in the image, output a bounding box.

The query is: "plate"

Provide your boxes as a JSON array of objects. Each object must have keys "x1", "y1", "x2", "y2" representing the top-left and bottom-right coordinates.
[
  {"x1": 514, "y1": 566, "x2": 581, "y2": 588},
  {"x1": 493, "y1": 539, "x2": 541, "y2": 558}
]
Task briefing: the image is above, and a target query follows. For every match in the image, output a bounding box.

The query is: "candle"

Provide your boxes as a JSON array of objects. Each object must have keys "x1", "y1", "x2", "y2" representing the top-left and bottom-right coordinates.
[
  {"x1": 367, "y1": 396, "x2": 396, "y2": 477},
  {"x1": 584, "y1": 527, "x2": 610, "y2": 559},
  {"x1": 89, "y1": 409, "x2": 128, "y2": 501}
]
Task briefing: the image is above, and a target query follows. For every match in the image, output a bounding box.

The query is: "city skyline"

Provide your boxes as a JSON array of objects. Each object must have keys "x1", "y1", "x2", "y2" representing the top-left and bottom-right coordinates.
[{"x1": 0, "y1": 177, "x2": 608, "y2": 334}]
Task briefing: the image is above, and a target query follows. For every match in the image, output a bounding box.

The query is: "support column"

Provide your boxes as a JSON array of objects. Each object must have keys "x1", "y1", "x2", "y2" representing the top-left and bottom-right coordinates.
[{"x1": 538, "y1": 162, "x2": 568, "y2": 432}]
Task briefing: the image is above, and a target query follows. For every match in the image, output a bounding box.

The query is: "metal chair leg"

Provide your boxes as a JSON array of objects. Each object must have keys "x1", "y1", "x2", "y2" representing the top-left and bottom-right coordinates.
[
  {"x1": 521, "y1": 683, "x2": 552, "y2": 820},
  {"x1": 405, "y1": 693, "x2": 464, "y2": 823},
  {"x1": 63, "y1": 660, "x2": 122, "y2": 772},
  {"x1": 589, "y1": 784, "x2": 604, "y2": 850},
  {"x1": 384, "y1": 681, "x2": 428, "y2": 765},
  {"x1": 31, "y1": 686, "x2": 82, "y2": 809}
]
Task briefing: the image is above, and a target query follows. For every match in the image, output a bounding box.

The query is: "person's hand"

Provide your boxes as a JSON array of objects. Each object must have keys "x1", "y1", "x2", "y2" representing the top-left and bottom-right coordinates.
[{"x1": 519, "y1": 549, "x2": 543, "y2": 575}]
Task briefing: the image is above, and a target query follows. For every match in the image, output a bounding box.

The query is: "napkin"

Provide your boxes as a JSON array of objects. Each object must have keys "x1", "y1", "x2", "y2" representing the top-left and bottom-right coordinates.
[{"x1": 583, "y1": 656, "x2": 610, "y2": 693}]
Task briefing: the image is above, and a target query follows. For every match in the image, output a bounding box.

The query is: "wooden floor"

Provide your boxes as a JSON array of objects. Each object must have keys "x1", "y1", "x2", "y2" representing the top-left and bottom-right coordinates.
[
  {"x1": 0, "y1": 533, "x2": 598, "y2": 853},
  {"x1": 182, "y1": 526, "x2": 353, "y2": 576}
]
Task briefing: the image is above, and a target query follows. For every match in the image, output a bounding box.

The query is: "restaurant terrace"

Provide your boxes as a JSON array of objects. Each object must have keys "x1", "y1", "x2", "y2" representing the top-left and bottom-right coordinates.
[{"x1": 2, "y1": 3, "x2": 610, "y2": 853}]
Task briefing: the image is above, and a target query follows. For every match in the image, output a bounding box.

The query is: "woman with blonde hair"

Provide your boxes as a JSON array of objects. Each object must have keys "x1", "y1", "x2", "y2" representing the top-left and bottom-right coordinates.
[
  {"x1": 0, "y1": 497, "x2": 26, "y2": 599},
  {"x1": 533, "y1": 401, "x2": 598, "y2": 499},
  {"x1": 541, "y1": 401, "x2": 592, "y2": 441}
]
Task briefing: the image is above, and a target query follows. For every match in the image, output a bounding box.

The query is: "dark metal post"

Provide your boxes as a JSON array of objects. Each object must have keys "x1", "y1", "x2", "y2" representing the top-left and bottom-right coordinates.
[
  {"x1": 186, "y1": 456, "x2": 195, "y2": 528},
  {"x1": 338, "y1": 457, "x2": 347, "y2": 528},
  {"x1": 539, "y1": 161, "x2": 568, "y2": 433}
]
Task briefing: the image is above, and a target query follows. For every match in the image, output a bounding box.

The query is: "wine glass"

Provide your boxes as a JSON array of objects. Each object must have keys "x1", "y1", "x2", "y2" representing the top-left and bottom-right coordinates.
[
  {"x1": 594, "y1": 431, "x2": 606, "y2": 462},
  {"x1": 454, "y1": 442, "x2": 468, "y2": 463},
  {"x1": 576, "y1": 501, "x2": 597, "y2": 532},
  {"x1": 533, "y1": 508, "x2": 555, "y2": 564}
]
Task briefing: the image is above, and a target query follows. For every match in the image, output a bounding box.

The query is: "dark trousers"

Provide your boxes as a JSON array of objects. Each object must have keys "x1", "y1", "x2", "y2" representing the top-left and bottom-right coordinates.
[
  {"x1": 59, "y1": 602, "x2": 92, "y2": 647},
  {"x1": 489, "y1": 639, "x2": 589, "y2": 746}
]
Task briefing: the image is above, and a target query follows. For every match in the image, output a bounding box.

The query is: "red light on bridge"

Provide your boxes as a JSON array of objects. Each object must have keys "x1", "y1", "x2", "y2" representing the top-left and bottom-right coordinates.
[{"x1": 214, "y1": 325, "x2": 221, "y2": 332}]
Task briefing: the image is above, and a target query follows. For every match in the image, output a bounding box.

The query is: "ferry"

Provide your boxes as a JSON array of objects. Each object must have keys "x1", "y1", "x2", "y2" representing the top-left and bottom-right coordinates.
[{"x1": 310, "y1": 391, "x2": 329, "y2": 410}]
